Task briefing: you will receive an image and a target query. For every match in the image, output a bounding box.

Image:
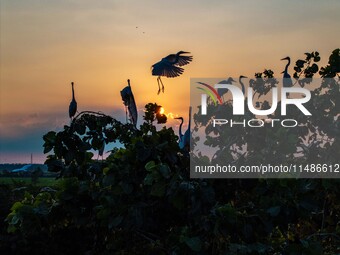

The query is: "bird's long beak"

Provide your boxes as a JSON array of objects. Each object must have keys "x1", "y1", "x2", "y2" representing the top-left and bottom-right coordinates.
[
  {"x1": 281, "y1": 71, "x2": 284, "y2": 74},
  {"x1": 281, "y1": 57, "x2": 289, "y2": 61}
]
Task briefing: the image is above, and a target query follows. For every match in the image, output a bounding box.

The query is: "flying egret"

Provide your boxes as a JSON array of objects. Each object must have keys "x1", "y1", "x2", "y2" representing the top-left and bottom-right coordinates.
[
  {"x1": 151, "y1": 51, "x2": 193, "y2": 94},
  {"x1": 175, "y1": 107, "x2": 191, "y2": 152},
  {"x1": 281, "y1": 57, "x2": 293, "y2": 87},
  {"x1": 69, "y1": 82, "x2": 77, "y2": 119}
]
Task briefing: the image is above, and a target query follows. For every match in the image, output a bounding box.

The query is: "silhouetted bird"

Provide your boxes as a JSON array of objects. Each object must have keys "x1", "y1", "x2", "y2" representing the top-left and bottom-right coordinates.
[
  {"x1": 281, "y1": 57, "x2": 293, "y2": 87},
  {"x1": 217, "y1": 77, "x2": 235, "y2": 100},
  {"x1": 175, "y1": 107, "x2": 191, "y2": 152},
  {"x1": 120, "y1": 79, "x2": 138, "y2": 127},
  {"x1": 98, "y1": 141, "x2": 105, "y2": 160},
  {"x1": 239, "y1": 75, "x2": 247, "y2": 95},
  {"x1": 69, "y1": 82, "x2": 77, "y2": 119},
  {"x1": 151, "y1": 51, "x2": 193, "y2": 94}
]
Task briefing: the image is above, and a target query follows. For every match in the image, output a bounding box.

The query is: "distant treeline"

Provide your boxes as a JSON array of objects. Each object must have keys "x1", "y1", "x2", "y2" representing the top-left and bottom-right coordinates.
[
  {"x1": 0, "y1": 164, "x2": 56, "y2": 178},
  {"x1": 0, "y1": 164, "x2": 47, "y2": 172}
]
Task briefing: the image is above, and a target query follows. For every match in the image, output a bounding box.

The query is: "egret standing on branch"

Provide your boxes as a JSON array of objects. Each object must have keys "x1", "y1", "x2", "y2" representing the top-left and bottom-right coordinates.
[
  {"x1": 120, "y1": 79, "x2": 138, "y2": 127},
  {"x1": 69, "y1": 82, "x2": 77, "y2": 119},
  {"x1": 175, "y1": 107, "x2": 192, "y2": 152},
  {"x1": 151, "y1": 51, "x2": 193, "y2": 94},
  {"x1": 239, "y1": 75, "x2": 247, "y2": 95},
  {"x1": 281, "y1": 56, "x2": 293, "y2": 87},
  {"x1": 217, "y1": 77, "x2": 235, "y2": 100}
]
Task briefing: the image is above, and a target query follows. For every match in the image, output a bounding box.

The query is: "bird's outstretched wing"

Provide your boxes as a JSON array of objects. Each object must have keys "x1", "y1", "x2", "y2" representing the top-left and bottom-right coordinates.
[
  {"x1": 152, "y1": 62, "x2": 184, "y2": 78},
  {"x1": 176, "y1": 55, "x2": 193, "y2": 66},
  {"x1": 162, "y1": 53, "x2": 193, "y2": 66},
  {"x1": 163, "y1": 54, "x2": 177, "y2": 63}
]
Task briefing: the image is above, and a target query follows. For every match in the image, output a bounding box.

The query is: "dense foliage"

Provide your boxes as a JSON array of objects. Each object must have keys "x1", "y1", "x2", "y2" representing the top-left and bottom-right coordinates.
[{"x1": 1, "y1": 49, "x2": 340, "y2": 254}]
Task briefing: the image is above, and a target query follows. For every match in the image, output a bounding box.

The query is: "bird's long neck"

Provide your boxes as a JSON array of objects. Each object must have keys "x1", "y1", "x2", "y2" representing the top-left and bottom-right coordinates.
[
  {"x1": 284, "y1": 58, "x2": 290, "y2": 73},
  {"x1": 239, "y1": 77, "x2": 245, "y2": 94},
  {"x1": 71, "y1": 82, "x2": 75, "y2": 100},
  {"x1": 188, "y1": 107, "x2": 191, "y2": 132},
  {"x1": 179, "y1": 118, "x2": 184, "y2": 137}
]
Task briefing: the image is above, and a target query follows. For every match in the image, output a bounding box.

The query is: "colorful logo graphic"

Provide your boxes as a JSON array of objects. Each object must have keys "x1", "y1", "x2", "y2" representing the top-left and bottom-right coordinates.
[{"x1": 196, "y1": 82, "x2": 223, "y2": 106}]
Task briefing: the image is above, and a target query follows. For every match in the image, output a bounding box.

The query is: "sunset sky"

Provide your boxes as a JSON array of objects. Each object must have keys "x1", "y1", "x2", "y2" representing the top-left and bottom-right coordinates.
[{"x1": 1, "y1": 0, "x2": 339, "y2": 163}]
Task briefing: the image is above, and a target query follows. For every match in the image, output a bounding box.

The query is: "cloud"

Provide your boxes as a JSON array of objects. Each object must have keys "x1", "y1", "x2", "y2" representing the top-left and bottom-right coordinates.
[
  {"x1": 0, "y1": 106, "x2": 129, "y2": 155},
  {"x1": 0, "y1": 112, "x2": 62, "y2": 138}
]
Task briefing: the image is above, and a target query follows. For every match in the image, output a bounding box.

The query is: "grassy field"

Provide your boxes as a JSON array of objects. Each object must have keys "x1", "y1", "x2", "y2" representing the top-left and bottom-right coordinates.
[{"x1": 0, "y1": 177, "x2": 57, "y2": 187}]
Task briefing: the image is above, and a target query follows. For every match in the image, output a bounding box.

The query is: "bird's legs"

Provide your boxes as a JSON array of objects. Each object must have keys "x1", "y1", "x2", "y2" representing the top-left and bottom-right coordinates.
[
  {"x1": 160, "y1": 77, "x2": 164, "y2": 93},
  {"x1": 157, "y1": 76, "x2": 165, "y2": 94},
  {"x1": 157, "y1": 77, "x2": 161, "y2": 95}
]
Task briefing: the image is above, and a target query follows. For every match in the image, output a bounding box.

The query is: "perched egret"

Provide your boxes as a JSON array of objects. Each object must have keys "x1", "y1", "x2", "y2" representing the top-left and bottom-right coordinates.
[
  {"x1": 151, "y1": 51, "x2": 193, "y2": 94},
  {"x1": 217, "y1": 77, "x2": 235, "y2": 99},
  {"x1": 239, "y1": 75, "x2": 247, "y2": 95},
  {"x1": 281, "y1": 57, "x2": 293, "y2": 87},
  {"x1": 69, "y1": 82, "x2": 77, "y2": 119},
  {"x1": 120, "y1": 79, "x2": 138, "y2": 127},
  {"x1": 175, "y1": 107, "x2": 191, "y2": 152}
]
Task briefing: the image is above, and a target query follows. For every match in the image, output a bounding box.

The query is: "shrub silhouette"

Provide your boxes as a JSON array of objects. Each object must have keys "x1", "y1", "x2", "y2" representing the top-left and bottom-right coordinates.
[{"x1": 2, "y1": 50, "x2": 340, "y2": 255}]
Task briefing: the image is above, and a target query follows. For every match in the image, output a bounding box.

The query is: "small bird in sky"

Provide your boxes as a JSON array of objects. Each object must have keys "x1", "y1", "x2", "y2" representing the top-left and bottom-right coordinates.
[
  {"x1": 151, "y1": 51, "x2": 193, "y2": 94},
  {"x1": 136, "y1": 26, "x2": 145, "y2": 34},
  {"x1": 69, "y1": 82, "x2": 77, "y2": 119}
]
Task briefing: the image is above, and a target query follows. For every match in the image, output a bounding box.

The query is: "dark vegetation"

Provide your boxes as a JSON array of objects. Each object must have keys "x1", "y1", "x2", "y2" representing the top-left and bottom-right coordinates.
[{"x1": 0, "y1": 49, "x2": 339, "y2": 254}]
